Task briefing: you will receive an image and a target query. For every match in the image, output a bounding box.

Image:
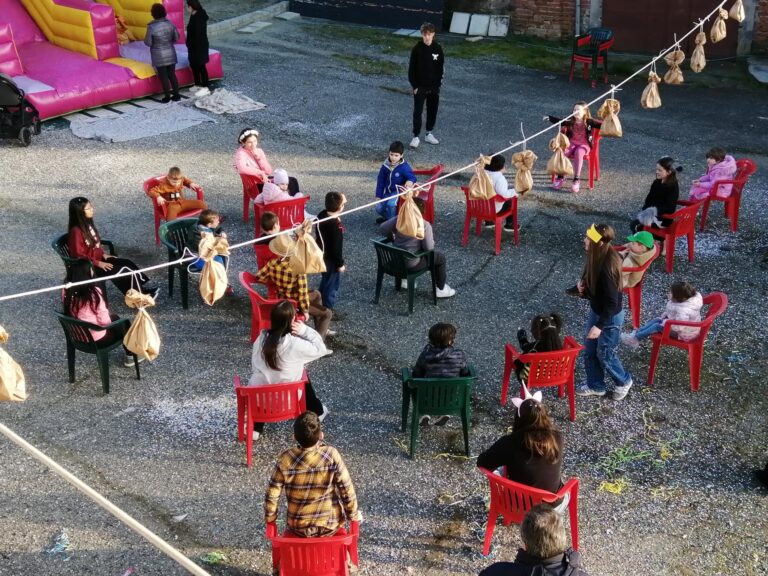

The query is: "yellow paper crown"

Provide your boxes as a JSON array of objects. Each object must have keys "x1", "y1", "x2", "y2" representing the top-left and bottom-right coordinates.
[{"x1": 586, "y1": 224, "x2": 603, "y2": 243}]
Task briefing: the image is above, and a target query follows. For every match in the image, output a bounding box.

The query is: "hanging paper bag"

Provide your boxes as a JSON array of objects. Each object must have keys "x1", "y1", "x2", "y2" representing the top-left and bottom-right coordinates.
[
  {"x1": 468, "y1": 155, "x2": 496, "y2": 200},
  {"x1": 663, "y1": 49, "x2": 685, "y2": 85},
  {"x1": 198, "y1": 235, "x2": 230, "y2": 305},
  {"x1": 0, "y1": 326, "x2": 27, "y2": 402},
  {"x1": 396, "y1": 190, "x2": 426, "y2": 239},
  {"x1": 290, "y1": 220, "x2": 327, "y2": 274},
  {"x1": 123, "y1": 289, "x2": 160, "y2": 361},
  {"x1": 641, "y1": 71, "x2": 662, "y2": 109},
  {"x1": 546, "y1": 133, "x2": 573, "y2": 177},
  {"x1": 690, "y1": 30, "x2": 707, "y2": 73},
  {"x1": 729, "y1": 0, "x2": 745, "y2": 23},
  {"x1": 711, "y1": 9, "x2": 728, "y2": 43},
  {"x1": 511, "y1": 150, "x2": 537, "y2": 195},
  {"x1": 597, "y1": 98, "x2": 623, "y2": 138}
]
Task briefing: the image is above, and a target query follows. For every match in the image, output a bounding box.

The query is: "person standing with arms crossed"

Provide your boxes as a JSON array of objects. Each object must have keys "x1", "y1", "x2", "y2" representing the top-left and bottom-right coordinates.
[{"x1": 408, "y1": 22, "x2": 444, "y2": 149}]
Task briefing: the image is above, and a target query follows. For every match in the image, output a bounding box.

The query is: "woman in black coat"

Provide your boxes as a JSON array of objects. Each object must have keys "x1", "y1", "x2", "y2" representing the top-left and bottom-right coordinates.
[
  {"x1": 186, "y1": 0, "x2": 210, "y2": 96},
  {"x1": 630, "y1": 156, "x2": 682, "y2": 233}
]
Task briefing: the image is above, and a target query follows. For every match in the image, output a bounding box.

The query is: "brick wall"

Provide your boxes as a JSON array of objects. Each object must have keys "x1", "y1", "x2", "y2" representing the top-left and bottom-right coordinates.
[{"x1": 755, "y1": 0, "x2": 768, "y2": 52}]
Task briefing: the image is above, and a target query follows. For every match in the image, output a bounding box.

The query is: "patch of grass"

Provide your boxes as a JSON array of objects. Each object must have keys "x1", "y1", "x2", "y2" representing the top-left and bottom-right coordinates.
[
  {"x1": 318, "y1": 25, "x2": 414, "y2": 54},
  {"x1": 332, "y1": 53, "x2": 403, "y2": 76}
]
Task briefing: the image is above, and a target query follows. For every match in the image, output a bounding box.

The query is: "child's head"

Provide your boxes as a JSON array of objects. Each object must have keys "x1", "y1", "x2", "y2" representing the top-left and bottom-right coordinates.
[
  {"x1": 705, "y1": 147, "x2": 726, "y2": 167},
  {"x1": 625, "y1": 231, "x2": 654, "y2": 253},
  {"x1": 260, "y1": 211, "x2": 279, "y2": 234},
  {"x1": 238, "y1": 128, "x2": 259, "y2": 149},
  {"x1": 294, "y1": 411, "x2": 323, "y2": 448},
  {"x1": 198, "y1": 209, "x2": 220, "y2": 228},
  {"x1": 428, "y1": 322, "x2": 457, "y2": 348},
  {"x1": 151, "y1": 3, "x2": 166, "y2": 19},
  {"x1": 487, "y1": 154, "x2": 505, "y2": 172},
  {"x1": 656, "y1": 156, "x2": 682, "y2": 183},
  {"x1": 572, "y1": 101, "x2": 591, "y2": 121},
  {"x1": 670, "y1": 281, "x2": 696, "y2": 302},
  {"x1": 272, "y1": 169, "x2": 289, "y2": 191},
  {"x1": 420, "y1": 22, "x2": 436, "y2": 45},
  {"x1": 325, "y1": 191, "x2": 346, "y2": 214},
  {"x1": 388, "y1": 140, "x2": 405, "y2": 164},
  {"x1": 530, "y1": 314, "x2": 564, "y2": 352},
  {"x1": 166, "y1": 166, "x2": 183, "y2": 186}
]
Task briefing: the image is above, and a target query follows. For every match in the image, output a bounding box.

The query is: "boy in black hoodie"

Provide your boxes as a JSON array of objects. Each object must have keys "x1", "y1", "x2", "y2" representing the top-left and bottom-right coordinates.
[
  {"x1": 315, "y1": 192, "x2": 347, "y2": 312},
  {"x1": 408, "y1": 22, "x2": 444, "y2": 149}
]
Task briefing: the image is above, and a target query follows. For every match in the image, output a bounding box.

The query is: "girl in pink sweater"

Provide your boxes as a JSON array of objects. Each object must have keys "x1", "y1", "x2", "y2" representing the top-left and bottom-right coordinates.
[
  {"x1": 233, "y1": 128, "x2": 273, "y2": 183},
  {"x1": 689, "y1": 147, "x2": 737, "y2": 201}
]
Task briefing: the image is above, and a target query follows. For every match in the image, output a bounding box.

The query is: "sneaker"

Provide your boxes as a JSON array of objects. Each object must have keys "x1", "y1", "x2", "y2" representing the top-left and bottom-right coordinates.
[
  {"x1": 483, "y1": 221, "x2": 496, "y2": 229},
  {"x1": 503, "y1": 223, "x2": 515, "y2": 233},
  {"x1": 432, "y1": 415, "x2": 450, "y2": 426},
  {"x1": 424, "y1": 132, "x2": 439, "y2": 145},
  {"x1": 318, "y1": 404, "x2": 329, "y2": 422},
  {"x1": 396, "y1": 279, "x2": 405, "y2": 289},
  {"x1": 620, "y1": 332, "x2": 640, "y2": 349},
  {"x1": 161, "y1": 96, "x2": 171, "y2": 103},
  {"x1": 436, "y1": 284, "x2": 456, "y2": 298},
  {"x1": 171, "y1": 93, "x2": 182, "y2": 102},
  {"x1": 551, "y1": 177, "x2": 564, "y2": 190},
  {"x1": 194, "y1": 87, "x2": 211, "y2": 97},
  {"x1": 611, "y1": 379, "x2": 633, "y2": 401},
  {"x1": 375, "y1": 216, "x2": 386, "y2": 224},
  {"x1": 143, "y1": 286, "x2": 161, "y2": 301},
  {"x1": 419, "y1": 415, "x2": 431, "y2": 426},
  {"x1": 326, "y1": 329, "x2": 337, "y2": 337},
  {"x1": 251, "y1": 431, "x2": 261, "y2": 442},
  {"x1": 409, "y1": 136, "x2": 420, "y2": 149},
  {"x1": 571, "y1": 180, "x2": 580, "y2": 193},
  {"x1": 575, "y1": 383, "x2": 606, "y2": 397},
  {"x1": 124, "y1": 355, "x2": 146, "y2": 368}
]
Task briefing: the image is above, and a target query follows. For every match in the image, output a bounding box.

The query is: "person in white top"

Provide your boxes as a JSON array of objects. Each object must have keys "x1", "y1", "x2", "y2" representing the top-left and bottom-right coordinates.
[
  {"x1": 249, "y1": 300, "x2": 331, "y2": 439},
  {"x1": 484, "y1": 154, "x2": 517, "y2": 232}
]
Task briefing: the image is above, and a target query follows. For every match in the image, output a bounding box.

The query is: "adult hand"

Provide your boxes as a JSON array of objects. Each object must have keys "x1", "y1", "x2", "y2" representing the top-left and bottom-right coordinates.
[
  {"x1": 156, "y1": 196, "x2": 166, "y2": 206},
  {"x1": 97, "y1": 260, "x2": 113, "y2": 271},
  {"x1": 586, "y1": 326, "x2": 601, "y2": 339}
]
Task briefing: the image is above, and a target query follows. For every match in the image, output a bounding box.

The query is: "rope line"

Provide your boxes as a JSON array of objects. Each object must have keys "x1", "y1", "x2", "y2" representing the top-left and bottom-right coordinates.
[{"x1": 0, "y1": 1, "x2": 727, "y2": 305}]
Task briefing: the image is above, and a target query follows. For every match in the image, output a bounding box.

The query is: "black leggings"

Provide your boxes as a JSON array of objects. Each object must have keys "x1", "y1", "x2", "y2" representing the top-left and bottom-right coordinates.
[
  {"x1": 94, "y1": 257, "x2": 150, "y2": 295},
  {"x1": 255, "y1": 378, "x2": 324, "y2": 433},
  {"x1": 190, "y1": 63, "x2": 209, "y2": 87},
  {"x1": 411, "y1": 251, "x2": 447, "y2": 290},
  {"x1": 156, "y1": 64, "x2": 179, "y2": 97}
]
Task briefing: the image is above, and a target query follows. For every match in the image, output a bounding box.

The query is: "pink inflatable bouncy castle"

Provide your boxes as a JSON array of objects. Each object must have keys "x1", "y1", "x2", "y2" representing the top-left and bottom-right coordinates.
[{"x1": 0, "y1": 0, "x2": 223, "y2": 119}]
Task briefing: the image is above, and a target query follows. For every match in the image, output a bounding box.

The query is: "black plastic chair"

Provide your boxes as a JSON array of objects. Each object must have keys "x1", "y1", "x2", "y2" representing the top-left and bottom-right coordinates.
[
  {"x1": 51, "y1": 233, "x2": 115, "y2": 302},
  {"x1": 158, "y1": 218, "x2": 197, "y2": 309},
  {"x1": 569, "y1": 27, "x2": 614, "y2": 87},
  {"x1": 371, "y1": 237, "x2": 436, "y2": 314},
  {"x1": 54, "y1": 312, "x2": 139, "y2": 394}
]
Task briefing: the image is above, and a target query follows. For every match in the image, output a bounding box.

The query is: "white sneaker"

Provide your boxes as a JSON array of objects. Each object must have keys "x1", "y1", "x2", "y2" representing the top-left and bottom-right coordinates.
[
  {"x1": 409, "y1": 136, "x2": 420, "y2": 149},
  {"x1": 326, "y1": 329, "x2": 337, "y2": 337},
  {"x1": 318, "y1": 404, "x2": 329, "y2": 422},
  {"x1": 620, "y1": 332, "x2": 640, "y2": 349},
  {"x1": 194, "y1": 87, "x2": 211, "y2": 97},
  {"x1": 424, "y1": 132, "x2": 439, "y2": 145},
  {"x1": 251, "y1": 431, "x2": 261, "y2": 442},
  {"x1": 612, "y1": 379, "x2": 633, "y2": 401},
  {"x1": 124, "y1": 355, "x2": 146, "y2": 367},
  {"x1": 436, "y1": 284, "x2": 456, "y2": 298}
]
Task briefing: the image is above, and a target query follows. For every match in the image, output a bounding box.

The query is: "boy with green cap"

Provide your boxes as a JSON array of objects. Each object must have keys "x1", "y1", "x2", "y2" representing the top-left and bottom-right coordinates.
[{"x1": 617, "y1": 231, "x2": 656, "y2": 288}]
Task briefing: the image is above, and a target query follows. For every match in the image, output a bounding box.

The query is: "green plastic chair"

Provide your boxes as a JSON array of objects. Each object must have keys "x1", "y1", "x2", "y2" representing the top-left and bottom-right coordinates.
[
  {"x1": 54, "y1": 312, "x2": 140, "y2": 394},
  {"x1": 401, "y1": 366, "x2": 477, "y2": 458},
  {"x1": 51, "y1": 233, "x2": 115, "y2": 302},
  {"x1": 158, "y1": 218, "x2": 197, "y2": 309},
  {"x1": 372, "y1": 237, "x2": 436, "y2": 314}
]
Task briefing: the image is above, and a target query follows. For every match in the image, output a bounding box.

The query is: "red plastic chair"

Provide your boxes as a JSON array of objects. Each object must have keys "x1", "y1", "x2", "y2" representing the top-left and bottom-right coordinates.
[
  {"x1": 550, "y1": 128, "x2": 601, "y2": 189},
  {"x1": 254, "y1": 196, "x2": 310, "y2": 237},
  {"x1": 647, "y1": 292, "x2": 728, "y2": 392},
  {"x1": 267, "y1": 520, "x2": 360, "y2": 576},
  {"x1": 252, "y1": 244, "x2": 279, "y2": 298},
  {"x1": 479, "y1": 468, "x2": 579, "y2": 556},
  {"x1": 500, "y1": 336, "x2": 583, "y2": 422},
  {"x1": 569, "y1": 27, "x2": 614, "y2": 87},
  {"x1": 234, "y1": 374, "x2": 307, "y2": 467},
  {"x1": 699, "y1": 158, "x2": 757, "y2": 232},
  {"x1": 615, "y1": 243, "x2": 661, "y2": 329},
  {"x1": 461, "y1": 186, "x2": 518, "y2": 255},
  {"x1": 240, "y1": 173, "x2": 262, "y2": 222},
  {"x1": 642, "y1": 201, "x2": 702, "y2": 274},
  {"x1": 396, "y1": 164, "x2": 444, "y2": 224},
  {"x1": 144, "y1": 175, "x2": 205, "y2": 245},
  {"x1": 239, "y1": 271, "x2": 296, "y2": 342}
]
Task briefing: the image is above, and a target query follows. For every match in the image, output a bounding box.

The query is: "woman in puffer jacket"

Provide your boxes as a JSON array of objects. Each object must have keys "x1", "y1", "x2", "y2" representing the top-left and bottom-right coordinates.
[
  {"x1": 689, "y1": 147, "x2": 738, "y2": 201},
  {"x1": 621, "y1": 282, "x2": 703, "y2": 348},
  {"x1": 145, "y1": 3, "x2": 180, "y2": 103}
]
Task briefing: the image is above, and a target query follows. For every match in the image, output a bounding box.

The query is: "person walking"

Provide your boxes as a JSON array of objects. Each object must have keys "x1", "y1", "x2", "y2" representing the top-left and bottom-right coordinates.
[{"x1": 408, "y1": 22, "x2": 444, "y2": 149}]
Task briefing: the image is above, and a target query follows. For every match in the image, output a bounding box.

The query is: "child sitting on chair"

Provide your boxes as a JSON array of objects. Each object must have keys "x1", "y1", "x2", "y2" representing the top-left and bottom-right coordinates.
[
  {"x1": 148, "y1": 166, "x2": 207, "y2": 221},
  {"x1": 689, "y1": 147, "x2": 737, "y2": 202},
  {"x1": 412, "y1": 322, "x2": 470, "y2": 427},
  {"x1": 620, "y1": 281, "x2": 703, "y2": 348},
  {"x1": 190, "y1": 209, "x2": 233, "y2": 294},
  {"x1": 374, "y1": 140, "x2": 416, "y2": 223},
  {"x1": 514, "y1": 314, "x2": 564, "y2": 383},
  {"x1": 255, "y1": 169, "x2": 313, "y2": 219},
  {"x1": 254, "y1": 211, "x2": 279, "y2": 246},
  {"x1": 616, "y1": 231, "x2": 656, "y2": 289}
]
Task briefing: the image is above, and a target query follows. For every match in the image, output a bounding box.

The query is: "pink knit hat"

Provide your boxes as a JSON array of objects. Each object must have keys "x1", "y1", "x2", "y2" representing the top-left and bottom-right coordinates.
[{"x1": 272, "y1": 169, "x2": 289, "y2": 186}]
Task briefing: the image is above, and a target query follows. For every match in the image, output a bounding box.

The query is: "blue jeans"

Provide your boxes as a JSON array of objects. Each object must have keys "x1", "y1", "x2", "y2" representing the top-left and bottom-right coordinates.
[
  {"x1": 635, "y1": 318, "x2": 664, "y2": 340},
  {"x1": 583, "y1": 310, "x2": 631, "y2": 393},
  {"x1": 318, "y1": 271, "x2": 341, "y2": 309},
  {"x1": 375, "y1": 197, "x2": 398, "y2": 220}
]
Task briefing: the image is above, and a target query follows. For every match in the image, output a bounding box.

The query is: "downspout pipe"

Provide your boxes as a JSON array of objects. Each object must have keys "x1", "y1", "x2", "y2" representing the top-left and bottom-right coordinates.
[{"x1": 575, "y1": 0, "x2": 581, "y2": 36}]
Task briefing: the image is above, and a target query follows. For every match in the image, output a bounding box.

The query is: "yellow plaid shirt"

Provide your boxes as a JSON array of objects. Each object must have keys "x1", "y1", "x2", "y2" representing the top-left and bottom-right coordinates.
[
  {"x1": 265, "y1": 442, "x2": 359, "y2": 536},
  {"x1": 254, "y1": 258, "x2": 310, "y2": 311}
]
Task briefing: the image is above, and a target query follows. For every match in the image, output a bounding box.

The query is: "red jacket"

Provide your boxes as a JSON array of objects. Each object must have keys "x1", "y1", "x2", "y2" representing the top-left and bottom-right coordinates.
[{"x1": 68, "y1": 226, "x2": 104, "y2": 265}]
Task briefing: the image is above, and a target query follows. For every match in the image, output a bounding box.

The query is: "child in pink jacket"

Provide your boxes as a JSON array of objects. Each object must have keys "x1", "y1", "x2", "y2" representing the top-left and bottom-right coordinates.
[
  {"x1": 620, "y1": 282, "x2": 703, "y2": 347},
  {"x1": 689, "y1": 147, "x2": 737, "y2": 201}
]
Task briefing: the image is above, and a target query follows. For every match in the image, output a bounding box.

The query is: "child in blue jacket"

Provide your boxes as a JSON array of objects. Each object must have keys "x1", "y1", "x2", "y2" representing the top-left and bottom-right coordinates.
[{"x1": 374, "y1": 140, "x2": 416, "y2": 223}]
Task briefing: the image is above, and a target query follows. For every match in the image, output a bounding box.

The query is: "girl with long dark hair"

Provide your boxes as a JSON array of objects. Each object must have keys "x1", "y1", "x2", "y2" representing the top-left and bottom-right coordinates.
[{"x1": 630, "y1": 156, "x2": 682, "y2": 232}]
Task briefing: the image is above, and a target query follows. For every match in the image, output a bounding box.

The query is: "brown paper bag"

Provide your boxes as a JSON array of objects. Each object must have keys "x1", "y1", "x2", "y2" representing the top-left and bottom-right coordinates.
[
  {"x1": 290, "y1": 220, "x2": 327, "y2": 274},
  {"x1": 729, "y1": 0, "x2": 745, "y2": 23},
  {"x1": 663, "y1": 49, "x2": 685, "y2": 85},
  {"x1": 198, "y1": 235, "x2": 230, "y2": 305},
  {"x1": 546, "y1": 133, "x2": 574, "y2": 177},
  {"x1": 690, "y1": 31, "x2": 707, "y2": 73},
  {"x1": 597, "y1": 98, "x2": 623, "y2": 138},
  {"x1": 467, "y1": 155, "x2": 496, "y2": 200},
  {"x1": 511, "y1": 150, "x2": 537, "y2": 195},
  {"x1": 0, "y1": 326, "x2": 27, "y2": 402},
  {"x1": 641, "y1": 72, "x2": 662, "y2": 109},
  {"x1": 711, "y1": 9, "x2": 728, "y2": 43},
  {"x1": 123, "y1": 289, "x2": 160, "y2": 361},
  {"x1": 396, "y1": 190, "x2": 426, "y2": 239}
]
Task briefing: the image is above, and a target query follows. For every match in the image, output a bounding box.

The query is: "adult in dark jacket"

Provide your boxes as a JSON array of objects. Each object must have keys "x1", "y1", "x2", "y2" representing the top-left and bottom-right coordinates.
[
  {"x1": 574, "y1": 224, "x2": 632, "y2": 400},
  {"x1": 145, "y1": 3, "x2": 180, "y2": 102},
  {"x1": 185, "y1": 0, "x2": 210, "y2": 96},
  {"x1": 630, "y1": 157, "x2": 682, "y2": 232},
  {"x1": 408, "y1": 22, "x2": 444, "y2": 149},
  {"x1": 479, "y1": 505, "x2": 588, "y2": 576},
  {"x1": 315, "y1": 191, "x2": 347, "y2": 310}
]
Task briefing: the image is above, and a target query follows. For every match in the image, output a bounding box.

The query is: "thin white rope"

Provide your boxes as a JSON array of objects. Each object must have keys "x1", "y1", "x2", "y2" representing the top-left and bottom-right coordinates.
[
  {"x1": 0, "y1": 422, "x2": 211, "y2": 576},
  {"x1": 0, "y1": 0, "x2": 727, "y2": 305}
]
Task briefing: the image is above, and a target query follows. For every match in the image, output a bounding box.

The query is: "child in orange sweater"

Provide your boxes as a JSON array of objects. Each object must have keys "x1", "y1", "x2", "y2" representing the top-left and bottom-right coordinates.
[{"x1": 148, "y1": 166, "x2": 208, "y2": 221}]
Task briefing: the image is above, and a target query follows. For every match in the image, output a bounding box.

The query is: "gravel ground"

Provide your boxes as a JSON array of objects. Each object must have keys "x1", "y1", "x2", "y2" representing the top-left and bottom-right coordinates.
[{"x1": 1, "y1": 12, "x2": 768, "y2": 576}]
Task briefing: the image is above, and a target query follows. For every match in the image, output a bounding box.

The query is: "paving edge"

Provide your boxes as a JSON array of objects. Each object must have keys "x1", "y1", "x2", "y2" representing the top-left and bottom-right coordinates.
[{"x1": 208, "y1": 1, "x2": 289, "y2": 37}]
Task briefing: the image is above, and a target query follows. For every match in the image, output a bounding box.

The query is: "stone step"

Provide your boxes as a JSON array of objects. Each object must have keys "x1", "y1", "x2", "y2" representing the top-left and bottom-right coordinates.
[
  {"x1": 236, "y1": 21, "x2": 273, "y2": 34},
  {"x1": 209, "y1": 0, "x2": 288, "y2": 37},
  {"x1": 275, "y1": 11, "x2": 301, "y2": 21}
]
